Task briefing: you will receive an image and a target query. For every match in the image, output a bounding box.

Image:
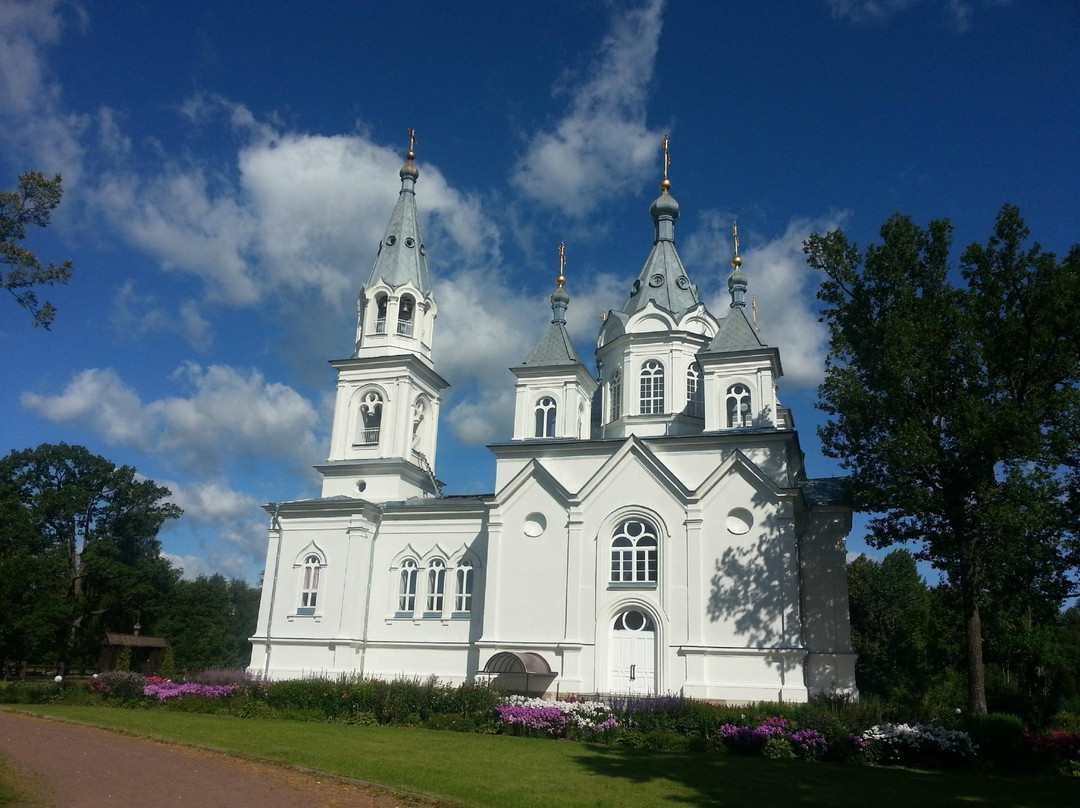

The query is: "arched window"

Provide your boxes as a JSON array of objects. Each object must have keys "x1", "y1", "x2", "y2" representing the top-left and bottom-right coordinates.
[
  {"x1": 397, "y1": 559, "x2": 418, "y2": 614},
  {"x1": 299, "y1": 554, "x2": 321, "y2": 614},
  {"x1": 426, "y1": 558, "x2": 446, "y2": 614},
  {"x1": 610, "y1": 520, "x2": 658, "y2": 584},
  {"x1": 412, "y1": 397, "x2": 427, "y2": 452},
  {"x1": 726, "y1": 384, "x2": 752, "y2": 428},
  {"x1": 375, "y1": 293, "x2": 388, "y2": 333},
  {"x1": 610, "y1": 369, "x2": 622, "y2": 420},
  {"x1": 454, "y1": 560, "x2": 474, "y2": 613},
  {"x1": 397, "y1": 295, "x2": 415, "y2": 336},
  {"x1": 534, "y1": 396, "x2": 557, "y2": 438},
  {"x1": 640, "y1": 360, "x2": 664, "y2": 415},
  {"x1": 686, "y1": 363, "x2": 704, "y2": 417},
  {"x1": 358, "y1": 391, "x2": 383, "y2": 444}
]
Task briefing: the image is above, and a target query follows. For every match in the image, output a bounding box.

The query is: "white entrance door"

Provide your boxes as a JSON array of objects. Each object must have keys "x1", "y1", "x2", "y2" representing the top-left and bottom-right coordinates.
[{"x1": 609, "y1": 609, "x2": 656, "y2": 694}]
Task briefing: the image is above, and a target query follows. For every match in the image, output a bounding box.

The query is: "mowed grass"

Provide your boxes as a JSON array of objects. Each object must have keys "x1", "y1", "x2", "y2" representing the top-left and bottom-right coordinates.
[{"x1": 7, "y1": 706, "x2": 1080, "y2": 808}]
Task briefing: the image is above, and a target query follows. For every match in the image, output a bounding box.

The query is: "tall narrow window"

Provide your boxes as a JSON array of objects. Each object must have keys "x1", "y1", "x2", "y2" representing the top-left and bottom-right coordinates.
[
  {"x1": 454, "y1": 560, "x2": 474, "y2": 613},
  {"x1": 375, "y1": 294, "x2": 388, "y2": 333},
  {"x1": 610, "y1": 520, "x2": 659, "y2": 584},
  {"x1": 534, "y1": 396, "x2": 557, "y2": 437},
  {"x1": 426, "y1": 558, "x2": 446, "y2": 615},
  {"x1": 686, "y1": 363, "x2": 704, "y2": 417},
  {"x1": 397, "y1": 559, "x2": 418, "y2": 614},
  {"x1": 640, "y1": 360, "x2": 664, "y2": 415},
  {"x1": 610, "y1": 369, "x2": 622, "y2": 420},
  {"x1": 726, "y1": 384, "x2": 752, "y2": 428},
  {"x1": 412, "y1": 397, "x2": 427, "y2": 453},
  {"x1": 358, "y1": 391, "x2": 383, "y2": 444},
  {"x1": 299, "y1": 554, "x2": 321, "y2": 614},
  {"x1": 397, "y1": 295, "x2": 415, "y2": 336}
]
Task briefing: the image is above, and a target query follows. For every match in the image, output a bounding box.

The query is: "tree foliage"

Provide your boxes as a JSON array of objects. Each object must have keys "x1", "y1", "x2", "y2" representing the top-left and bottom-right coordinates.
[
  {"x1": 0, "y1": 444, "x2": 181, "y2": 670},
  {"x1": 806, "y1": 205, "x2": 1080, "y2": 713},
  {"x1": 1, "y1": 171, "x2": 75, "y2": 328},
  {"x1": 156, "y1": 574, "x2": 261, "y2": 672}
]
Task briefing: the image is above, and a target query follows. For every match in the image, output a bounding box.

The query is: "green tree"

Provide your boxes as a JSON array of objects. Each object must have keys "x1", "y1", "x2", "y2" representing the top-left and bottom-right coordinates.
[
  {"x1": 805, "y1": 205, "x2": 1080, "y2": 713},
  {"x1": 0, "y1": 444, "x2": 181, "y2": 669},
  {"x1": 1, "y1": 171, "x2": 75, "y2": 328},
  {"x1": 847, "y1": 551, "x2": 934, "y2": 704},
  {"x1": 157, "y1": 574, "x2": 261, "y2": 672}
]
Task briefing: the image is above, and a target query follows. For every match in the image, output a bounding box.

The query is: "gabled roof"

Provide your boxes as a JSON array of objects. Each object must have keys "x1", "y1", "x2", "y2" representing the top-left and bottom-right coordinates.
[{"x1": 622, "y1": 239, "x2": 699, "y2": 317}]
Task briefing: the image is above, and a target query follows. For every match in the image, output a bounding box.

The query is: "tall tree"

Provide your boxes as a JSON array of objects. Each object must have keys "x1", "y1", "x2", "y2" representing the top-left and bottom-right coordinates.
[
  {"x1": 0, "y1": 444, "x2": 181, "y2": 668},
  {"x1": 1, "y1": 171, "x2": 75, "y2": 328},
  {"x1": 157, "y1": 575, "x2": 261, "y2": 672},
  {"x1": 805, "y1": 205, "x2": 1080, "y2": 713}
]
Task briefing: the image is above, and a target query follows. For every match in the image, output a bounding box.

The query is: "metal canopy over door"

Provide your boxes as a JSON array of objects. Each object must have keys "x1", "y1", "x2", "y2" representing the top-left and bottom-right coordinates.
[{"x1": 609, "y1": 609, "x2": 656, "y2": 694}]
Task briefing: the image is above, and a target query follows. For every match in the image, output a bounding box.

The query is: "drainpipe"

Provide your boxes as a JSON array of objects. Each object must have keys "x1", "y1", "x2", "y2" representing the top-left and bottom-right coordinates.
[
  {"x1": 262, "y1": 503, "x2": 283, "y2": 680},
  {"x1": 358, "y1": 508, "x2": 383, "y2": 678}
]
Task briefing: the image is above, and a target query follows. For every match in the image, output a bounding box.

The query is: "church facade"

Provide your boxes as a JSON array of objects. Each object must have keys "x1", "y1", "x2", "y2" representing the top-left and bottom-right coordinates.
[{"x1": 248, "y1": 140, "x2": 857, "y2": 702}]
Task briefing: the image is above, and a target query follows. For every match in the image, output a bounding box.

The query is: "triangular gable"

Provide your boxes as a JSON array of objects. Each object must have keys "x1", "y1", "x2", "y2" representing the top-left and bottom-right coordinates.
[
  {"x1": 693, "y1": 448, "x2": 794, "y2": 506},
  {"x1": 492, "y1": 458, "x2": 574, "y2": 509},
  {"x1": 576, "y1": 435, "x2": 692, "y2": 504}
]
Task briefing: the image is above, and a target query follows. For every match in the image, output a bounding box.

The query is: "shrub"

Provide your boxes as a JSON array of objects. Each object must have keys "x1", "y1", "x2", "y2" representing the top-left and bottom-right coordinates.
[
  {"x1": 961, "y1": 713, "x2": 1025, "y2": 765},
  {"x1": 1025, "y1": 730, "x2": 1080, "y2": 775},
  {"x1": 89, "y1": 671, "x2": 146, "y2": 701},
  {"x1": 762, "y1": 737, "x2": 796, "y2": 760},
  {"x1": 861, "y1": 723, "x2": 977, "y2": 767},
  {"x1": 144, "y1": 681, "x2": 239, "y2": 702}
]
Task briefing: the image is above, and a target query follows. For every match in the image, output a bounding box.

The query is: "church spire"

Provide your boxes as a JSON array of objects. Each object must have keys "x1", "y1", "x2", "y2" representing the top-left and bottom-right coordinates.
[
  {"x1": 365, "y1": 128, "x2": 432, "y2": 295},
  {"x1": 621, "y1": 134, "x2": 699, "y2": 317},
  {"x1": 551, "y1": 241, "x2": 569, "y2": 325},
  {"x1": 728, "y1": 221, "x2": 748, "y2": 308}
]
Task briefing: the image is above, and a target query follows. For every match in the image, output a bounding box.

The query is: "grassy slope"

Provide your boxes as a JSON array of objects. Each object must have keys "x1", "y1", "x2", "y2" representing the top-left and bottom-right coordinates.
[{"x1": 6, "y1": 706, "x2": 1080, "y2": 808}]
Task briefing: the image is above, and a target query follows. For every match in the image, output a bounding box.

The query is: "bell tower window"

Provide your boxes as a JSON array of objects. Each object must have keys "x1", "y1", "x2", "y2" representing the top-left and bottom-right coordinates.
[
  {"x1": 397, "y1": 295, "x2": 415, "y2": 336},
  {"x1": 726, "y1": 384, "x2": 752, "y2": 428},
  {"x1": 375, "y1": 294, "x2": 388, "y2": 333},
  {"x1": 534, "y1": 396, "x2": 557, "y2": 438},
  {"x1": 640, "y1": 360, "x2": 664, "y2": 415},
  {"x1": 358, "y1": 391, "x2": 383, "y2": 444}
]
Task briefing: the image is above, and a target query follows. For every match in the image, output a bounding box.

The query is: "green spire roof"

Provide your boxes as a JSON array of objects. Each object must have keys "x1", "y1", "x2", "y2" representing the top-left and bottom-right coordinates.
[
  {"x1": 621, "y1": 186, "x2": 699, "y2": 318},
  {"x1": 705, "y1": 305, "x2": 765, "y2": 352},
  {"x1": 366, "y1": 150, "x2": 433, "y2": 294}
]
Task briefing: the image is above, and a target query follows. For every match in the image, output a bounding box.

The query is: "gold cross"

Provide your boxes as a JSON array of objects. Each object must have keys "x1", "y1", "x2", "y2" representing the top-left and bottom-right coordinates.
[
  {"x1": 407, "y1": 127, "x2": 417, "y2": 157},
  {"x1": 557, "y1": 241, "x2": 567, "y2": 287},
  {"x1": 661, "y1": 134, "x2": 670, "y2": 180},
  {"x1": 732, "y1": 221, "x2": 740, "y2": 258}
]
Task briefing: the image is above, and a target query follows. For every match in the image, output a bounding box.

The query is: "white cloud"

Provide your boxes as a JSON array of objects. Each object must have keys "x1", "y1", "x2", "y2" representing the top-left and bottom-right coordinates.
[
  {"x1": 511, "y1": 0, "x2": 667, "y2": 211},
  {"x1": 826, "y1": 0, "x2": 1004, "y2": 29},
  {"x1": 22, "y1": 363, "x2": 323, "y2": 474},
  {"x1": 684, "y1": 210, "x2": 849, "y2": 389},
  {"x1": 0, "y1": 0, "x2": 88, "y2": 182},
  {"x1": 111, "y1": 281, "x2": 212, "y2": 351}
]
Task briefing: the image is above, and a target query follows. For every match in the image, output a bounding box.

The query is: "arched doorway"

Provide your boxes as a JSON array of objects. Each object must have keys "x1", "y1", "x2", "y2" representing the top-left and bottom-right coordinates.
[{"x1": 609, "y1": 608, "x2": 656, "y2": 694}]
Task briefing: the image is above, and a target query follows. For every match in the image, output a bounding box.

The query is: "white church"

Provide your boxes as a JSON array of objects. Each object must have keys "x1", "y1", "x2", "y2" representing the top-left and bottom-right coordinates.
[{"x1": 248, "y1": 137, "x2": 857, "y2": 702}]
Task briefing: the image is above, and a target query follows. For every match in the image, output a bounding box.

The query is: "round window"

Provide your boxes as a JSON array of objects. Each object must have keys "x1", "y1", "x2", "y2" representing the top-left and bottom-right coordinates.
[
  {"x1": 524, "y1": 512, "x2": 547, "y2": 537},
  {"x1": 405, "y1": 237, "x2": 415, "y2": 248},
  {"x1": 726, "y1": 507, "x2": 753, "y2": 535},
  {"x1": 649, "y1": 274, "x2": 664, "y2": 287},
  {"x1": 385, "y1": 235, "x2": 397, "y2": 245}
]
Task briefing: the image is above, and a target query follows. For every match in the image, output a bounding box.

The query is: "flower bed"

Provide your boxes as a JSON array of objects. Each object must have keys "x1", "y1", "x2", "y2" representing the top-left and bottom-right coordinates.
[{"x1": 494, "y1": 695, "x2": 618, "y2": 738}]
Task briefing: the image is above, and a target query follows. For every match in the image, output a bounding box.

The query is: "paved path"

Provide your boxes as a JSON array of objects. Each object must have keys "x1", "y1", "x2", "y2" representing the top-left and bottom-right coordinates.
[{"x1": 0, "y1": 711, "x2": 446, "y2": 808}]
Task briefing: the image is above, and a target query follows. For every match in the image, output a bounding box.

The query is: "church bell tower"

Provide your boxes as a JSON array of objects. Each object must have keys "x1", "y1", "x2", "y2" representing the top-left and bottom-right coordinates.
[{"x1": 319, "y1": 130, "x2": 448, "y2": 502}]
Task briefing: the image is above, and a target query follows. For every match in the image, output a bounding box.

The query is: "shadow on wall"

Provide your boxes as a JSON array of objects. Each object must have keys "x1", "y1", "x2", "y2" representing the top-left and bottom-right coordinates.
[{"x1": 706, "y1": 494, "x2": 799, "y2": 678}]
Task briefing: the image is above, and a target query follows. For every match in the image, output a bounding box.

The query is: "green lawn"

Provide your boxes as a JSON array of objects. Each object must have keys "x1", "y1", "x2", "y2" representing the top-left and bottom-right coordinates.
[{"x1": 6, "y1": 706, "x2": 1079, "y2": 808}]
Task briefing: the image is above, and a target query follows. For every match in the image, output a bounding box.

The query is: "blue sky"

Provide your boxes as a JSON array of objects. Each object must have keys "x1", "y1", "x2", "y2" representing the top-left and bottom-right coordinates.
[{"x1": 2, "y1": 0, "x2": 1077, "y2": 581}]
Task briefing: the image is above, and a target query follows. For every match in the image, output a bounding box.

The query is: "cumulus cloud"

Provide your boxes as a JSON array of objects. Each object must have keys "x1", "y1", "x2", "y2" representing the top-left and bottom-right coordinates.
[
  {"x1": 159, "y1": 477, "x2": 269, "y2": 580},
  {"x1": 511, "y1": 0, "x2": 667, "y2": 211},
  {"x1": 0, "y1": 0, "x2": 88, "y2": 181},
  {"x1": 22, "y1": 363, "x2": 322, "y2": 474},
  {"x1": 683, "y1": 210, "x2": 849, "y2": 388}
]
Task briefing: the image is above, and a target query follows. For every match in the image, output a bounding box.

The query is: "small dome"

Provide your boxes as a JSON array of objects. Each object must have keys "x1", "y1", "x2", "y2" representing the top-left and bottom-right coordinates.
[
  {"x1": 728, "y1": 268, "x2": 747, "y2": 287},
  {"x1": 650, "y1": 190, "x2": 680, "y2": 221},
  {"x1": 551, "y1": 285, "x2": 570, "y2": 306},
  {"x1": 400, "y1": 160, "x2": 419, "y2": 181}
]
